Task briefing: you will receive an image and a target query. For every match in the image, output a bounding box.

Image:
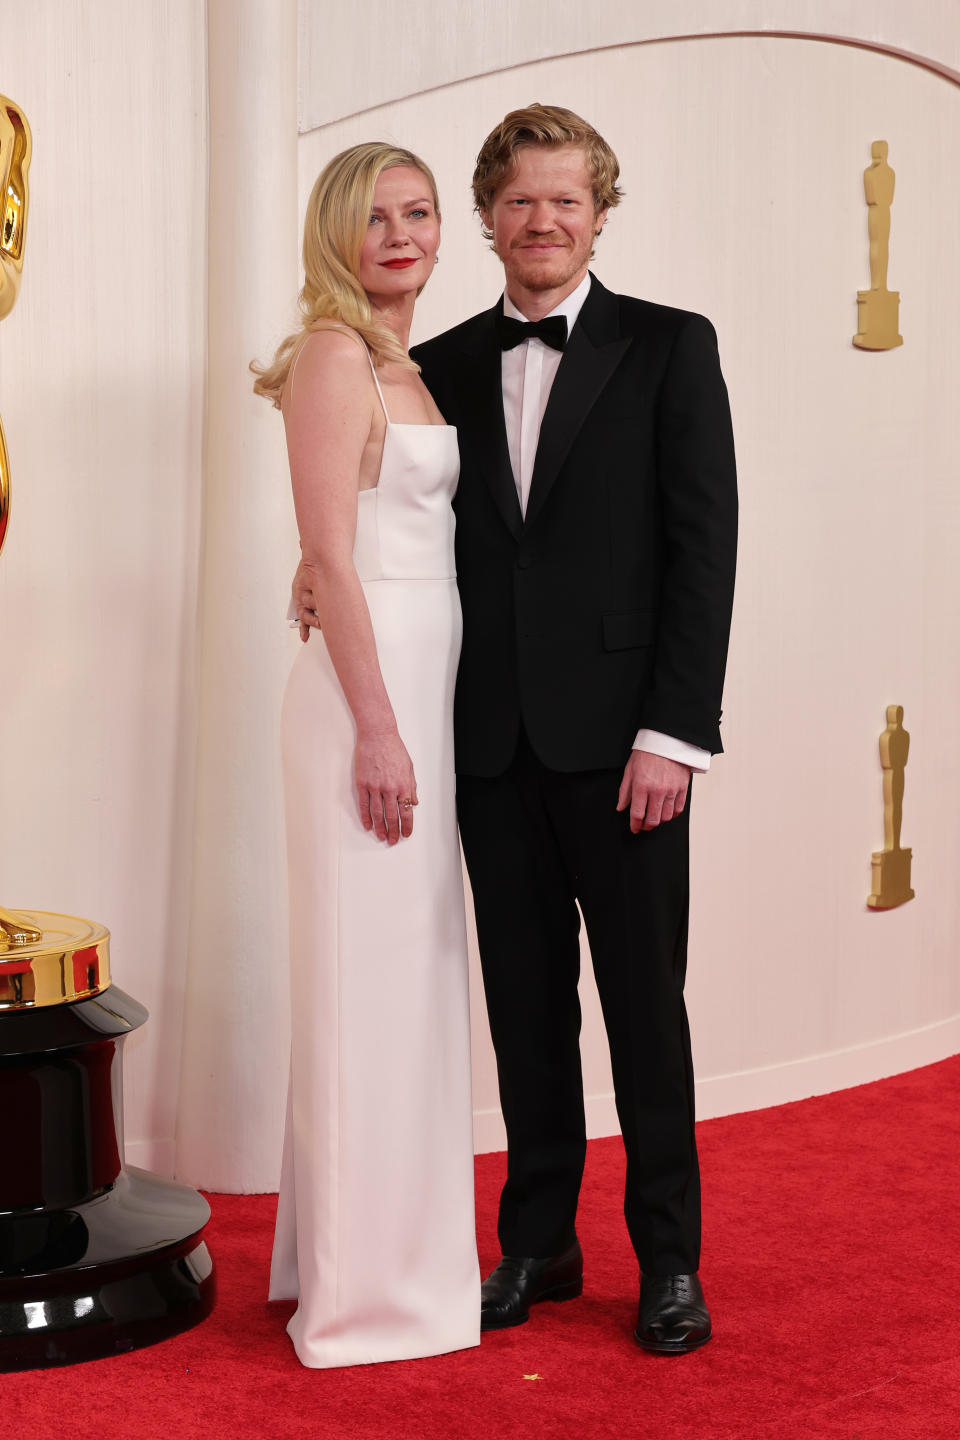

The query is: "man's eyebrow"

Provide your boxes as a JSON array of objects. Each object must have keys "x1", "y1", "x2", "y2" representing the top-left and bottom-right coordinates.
[{"x1": 502, "y1": 188, "x2": 581, "y2": 198}]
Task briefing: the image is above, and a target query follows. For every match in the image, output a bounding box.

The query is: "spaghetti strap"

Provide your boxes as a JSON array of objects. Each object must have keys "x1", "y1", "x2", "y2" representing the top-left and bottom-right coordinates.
[
  {"x1": 365, "y1": 348, "x2": 390, "y2": 425},
  {"x1": 287, "y1": 337, "x2": 308, "y2": 405}
]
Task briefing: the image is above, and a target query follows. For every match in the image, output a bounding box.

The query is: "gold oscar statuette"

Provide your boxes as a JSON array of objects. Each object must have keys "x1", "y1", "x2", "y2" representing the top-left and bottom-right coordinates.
[
  {"x1": 0, "y1": 94, "x2": 45, "y2": 962},
  {"x1": 1, "y1": 98, "x2": 98, "y2": 984},
  {"x1": 853, "y1": 140, "x2": 903, "y2": 351},
  {"x1": 1, "y1": 92, "x2": 32, "y2": 555},
  {"x1": 867, "y1": 704, "x2": 915, "y2": 910}
]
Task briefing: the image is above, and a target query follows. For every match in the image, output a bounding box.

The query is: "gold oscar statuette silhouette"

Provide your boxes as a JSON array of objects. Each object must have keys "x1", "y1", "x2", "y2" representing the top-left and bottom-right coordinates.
[
  {"x1": 0, "y1": 94, "x2": 42, "y2": 953},
  {"x1": 853, "y1": 140, "x2": 903, "y2": 351},
  {"x1": 867, "y1": 705, "x2": 915, "y2": 910}
]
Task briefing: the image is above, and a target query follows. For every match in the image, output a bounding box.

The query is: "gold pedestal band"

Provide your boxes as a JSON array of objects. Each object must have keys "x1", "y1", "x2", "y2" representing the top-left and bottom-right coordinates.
[{"x1": 0, "y1": 911, "x2": 112, "y2": 1011}]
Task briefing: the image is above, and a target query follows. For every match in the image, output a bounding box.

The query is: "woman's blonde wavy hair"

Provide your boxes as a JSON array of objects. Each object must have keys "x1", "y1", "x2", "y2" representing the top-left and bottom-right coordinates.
[{"x1": 252, "y1": 142, "x2": 440, "y2": 407}]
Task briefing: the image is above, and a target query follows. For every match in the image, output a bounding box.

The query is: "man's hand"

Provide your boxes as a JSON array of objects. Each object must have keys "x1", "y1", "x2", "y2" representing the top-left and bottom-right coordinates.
[
  {"x1": 616, "y1": 750, "x2": 691, "y2": 833},
  {"x1": 292, "y1": 559, "x2": 322, "y2": 642}
]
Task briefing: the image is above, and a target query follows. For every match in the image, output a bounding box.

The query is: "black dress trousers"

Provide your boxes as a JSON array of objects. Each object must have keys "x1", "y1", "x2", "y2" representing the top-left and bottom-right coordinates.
[{"x1": 457, "y1": 732, "x2": 701, "y2": 1277}]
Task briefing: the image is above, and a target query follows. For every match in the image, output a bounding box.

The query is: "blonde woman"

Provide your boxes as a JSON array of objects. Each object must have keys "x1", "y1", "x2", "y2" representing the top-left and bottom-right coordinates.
[{"x1": 253, "y1": 143, "x2": 479, "y2": 1368}]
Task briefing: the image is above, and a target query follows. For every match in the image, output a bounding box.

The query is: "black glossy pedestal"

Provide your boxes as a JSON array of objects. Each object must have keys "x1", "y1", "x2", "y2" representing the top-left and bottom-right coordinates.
[{"x1": 0, "y1": 986, "x2": 215, "y2": 1369}]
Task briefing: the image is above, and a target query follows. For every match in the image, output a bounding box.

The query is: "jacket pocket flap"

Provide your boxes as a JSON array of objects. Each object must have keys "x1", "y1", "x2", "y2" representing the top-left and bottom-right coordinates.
[{"x1": 602, "y1": 610, "x2": 656, "y2": 651}]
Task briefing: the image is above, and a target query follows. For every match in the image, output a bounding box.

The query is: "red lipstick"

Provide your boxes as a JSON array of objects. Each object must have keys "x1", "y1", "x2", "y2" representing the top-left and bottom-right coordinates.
[{"x1": 381, "y1": 258, "x2": 418, "y2": 269}]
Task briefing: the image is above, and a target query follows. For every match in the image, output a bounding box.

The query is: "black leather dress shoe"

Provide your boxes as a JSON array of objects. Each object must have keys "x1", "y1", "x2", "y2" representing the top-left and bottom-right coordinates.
[
  {"x1": 480, "y1": 1240, "x2": 583, "y2": 1331},
  {"x1": 634, "y1": 1272, "x2": 712, "y2": 1354}
]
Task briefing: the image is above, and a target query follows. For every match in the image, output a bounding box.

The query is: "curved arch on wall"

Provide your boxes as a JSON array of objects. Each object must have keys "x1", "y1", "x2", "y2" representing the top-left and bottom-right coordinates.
[{"x1": 299, "y1": 5, "x2": 960, "y2": 132}]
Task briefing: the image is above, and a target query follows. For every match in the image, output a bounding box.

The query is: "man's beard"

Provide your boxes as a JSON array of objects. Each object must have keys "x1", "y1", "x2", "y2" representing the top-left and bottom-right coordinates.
[{"x1": 504, "y1": 237, "x2": 591, "y2": 292}]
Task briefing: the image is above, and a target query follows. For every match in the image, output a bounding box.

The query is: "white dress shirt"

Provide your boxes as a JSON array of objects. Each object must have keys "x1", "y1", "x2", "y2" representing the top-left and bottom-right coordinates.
[{"x1": 501, "y1": 274, "x2": 711, "y2": 773}]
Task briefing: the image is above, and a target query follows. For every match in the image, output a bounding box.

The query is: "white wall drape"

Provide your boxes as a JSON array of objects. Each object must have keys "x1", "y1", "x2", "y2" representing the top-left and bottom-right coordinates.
[
  {"x1": 174, "y1": 0, "x2": 300, "y2": 1191},
  {"x1": 0, "y1": 4, "x2": 958, "y2": 1192}
]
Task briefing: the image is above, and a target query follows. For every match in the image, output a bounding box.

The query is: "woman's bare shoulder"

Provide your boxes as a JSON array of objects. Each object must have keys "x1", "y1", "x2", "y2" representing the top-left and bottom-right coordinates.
[
  {"x1": 283, "y1": 326, "x2": 370, "y2": 412},
  {"x1": 297, "y1": 325, "x2": 370, "y2": 375}
]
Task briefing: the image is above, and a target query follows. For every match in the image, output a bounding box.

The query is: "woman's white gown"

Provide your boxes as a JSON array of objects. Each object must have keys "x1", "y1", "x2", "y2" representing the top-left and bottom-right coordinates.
[{"x1": 269, "y1": 357, "x2": 480, "y2": 1367}]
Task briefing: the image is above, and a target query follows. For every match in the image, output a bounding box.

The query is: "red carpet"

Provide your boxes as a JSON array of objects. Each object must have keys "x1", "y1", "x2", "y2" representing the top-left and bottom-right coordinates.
[{"x1": 5, "y1": 1056, "x2": 960, "y2": 1439}]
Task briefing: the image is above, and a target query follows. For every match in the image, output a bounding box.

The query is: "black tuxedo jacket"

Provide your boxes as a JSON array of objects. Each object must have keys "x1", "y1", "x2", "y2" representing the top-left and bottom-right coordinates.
[{"x1": 412, "y1": 274, "x2": 737, "y2": 778}]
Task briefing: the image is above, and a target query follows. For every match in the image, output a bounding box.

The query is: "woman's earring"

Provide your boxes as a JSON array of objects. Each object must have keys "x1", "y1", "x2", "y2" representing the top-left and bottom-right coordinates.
[{"x1": 434, "y1": 253, "x2": 440, "y2": 265}]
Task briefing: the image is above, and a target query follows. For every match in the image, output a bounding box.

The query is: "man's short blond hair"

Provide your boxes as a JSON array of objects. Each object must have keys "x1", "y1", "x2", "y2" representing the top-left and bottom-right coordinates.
[{"x1": 472, "y1": 103, "x2": 624, "y2": 225}]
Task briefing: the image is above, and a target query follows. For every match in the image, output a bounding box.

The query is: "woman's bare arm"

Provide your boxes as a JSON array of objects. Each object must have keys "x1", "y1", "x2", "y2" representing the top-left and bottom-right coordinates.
[{"x1": 283, "y1": 331, "x2": 416, "y2": 844}]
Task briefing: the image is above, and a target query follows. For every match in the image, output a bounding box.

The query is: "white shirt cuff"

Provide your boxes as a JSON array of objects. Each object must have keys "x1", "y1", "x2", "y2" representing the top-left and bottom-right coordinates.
[{"x1": 632, "y1": 729, "x2": 711, "y2": 773}]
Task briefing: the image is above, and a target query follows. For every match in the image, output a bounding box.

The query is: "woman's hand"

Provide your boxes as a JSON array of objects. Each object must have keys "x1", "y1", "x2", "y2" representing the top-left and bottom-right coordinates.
[
  {"x1": 354, "y1": 732, "x2": 419, "y2": 844},
  {"x1": 292, "y1": 558, "x2": 322, "y2": 642}
]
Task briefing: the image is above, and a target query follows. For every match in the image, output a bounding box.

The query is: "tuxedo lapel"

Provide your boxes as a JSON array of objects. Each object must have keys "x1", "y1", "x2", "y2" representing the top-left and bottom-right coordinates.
[
  {"x1": 524, "y1": 276, "x2": 630, "y2": 531},
  {"x1": 454, "y1": 302, "x2": 522, "y2": 541}
]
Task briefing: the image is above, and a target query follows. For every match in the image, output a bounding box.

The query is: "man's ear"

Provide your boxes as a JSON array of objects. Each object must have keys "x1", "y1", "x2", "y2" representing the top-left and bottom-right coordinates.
[
  {"x1": 480, "y1": 207, "x2": 493, "y2": 235},
  {"x1": 594, "y1": 206, "x2": 609, "y2": 238}
]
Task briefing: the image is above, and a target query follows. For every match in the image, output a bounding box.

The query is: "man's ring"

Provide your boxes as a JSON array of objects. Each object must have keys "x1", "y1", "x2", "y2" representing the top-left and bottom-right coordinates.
[{"x1": 399, "y1": 799, "x2": 414, "y2": 809}]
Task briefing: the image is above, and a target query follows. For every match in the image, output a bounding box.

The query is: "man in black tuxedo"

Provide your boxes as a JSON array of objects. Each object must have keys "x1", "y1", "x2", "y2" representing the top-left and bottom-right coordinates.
[
  {"x1": 295, "y1": 104, "x2": 737, "y2": 1353},
  {"x1": 417, "y1": 104, "x2": 735, "y2": 1354}
]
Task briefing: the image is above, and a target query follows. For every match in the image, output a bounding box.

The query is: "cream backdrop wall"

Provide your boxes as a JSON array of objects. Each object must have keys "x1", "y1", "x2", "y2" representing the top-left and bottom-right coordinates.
[
  {"x1": 0, "y1": 4, "x2": 958, "y2": 1192},
  {"x1": 297, "y1": 27, "x2": 960, "y2": 1154}
]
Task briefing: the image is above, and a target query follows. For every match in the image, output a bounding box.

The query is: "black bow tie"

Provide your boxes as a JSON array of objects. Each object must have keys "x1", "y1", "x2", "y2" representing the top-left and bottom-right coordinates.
[{"x1": 496, "y1": 314, "x2": 568, "y2": 353}]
